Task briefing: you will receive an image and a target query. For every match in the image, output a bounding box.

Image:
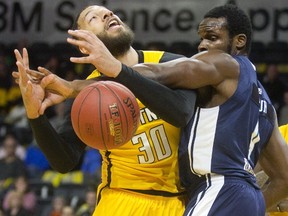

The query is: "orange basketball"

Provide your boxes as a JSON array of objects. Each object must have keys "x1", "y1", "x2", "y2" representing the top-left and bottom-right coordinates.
[{"x1": 71, "y1": 81, "x2": 140, "y2": 150}]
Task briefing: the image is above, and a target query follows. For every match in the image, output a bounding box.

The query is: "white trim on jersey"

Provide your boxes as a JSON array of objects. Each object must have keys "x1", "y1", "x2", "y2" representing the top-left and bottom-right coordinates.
[
  {"x1": 248, "y1": 121, "x2": 260, "y2": 160},
  {"x1": 188, "y1": 107, "x2": 219, "y2": 175},
  {"x1": 187, "y1": 175, "x2": 224, "y2": 216}
]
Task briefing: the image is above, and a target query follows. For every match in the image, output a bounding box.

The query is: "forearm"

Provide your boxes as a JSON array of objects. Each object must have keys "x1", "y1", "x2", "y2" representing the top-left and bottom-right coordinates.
[
  {"x1": 114, "y1": 64, "x2": 196, "y2": 127},
  {"x1": 68, "y1": 76, "x2": 113, "y2": 98},
  {"x1": 263, "y1": 180, "x2": 288, "y2": 210},
  {"x1": 132, "y1": 58, "x2": 190, "y2": 88},
  {"x1": 69, "y1": 79, "x2": 97, "y2": 97},
  {"x1": 29, "y1": 115, "x2": 85, "y2": 173}
]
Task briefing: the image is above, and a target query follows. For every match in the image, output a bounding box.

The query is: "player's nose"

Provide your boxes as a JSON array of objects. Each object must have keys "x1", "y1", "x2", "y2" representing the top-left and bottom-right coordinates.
[
  {"x1": 198, "y1": 41, "x2": 208, "y2": 52},
  {"x1": 102, "y1": 10, "x2": 114, "y2": 21}
]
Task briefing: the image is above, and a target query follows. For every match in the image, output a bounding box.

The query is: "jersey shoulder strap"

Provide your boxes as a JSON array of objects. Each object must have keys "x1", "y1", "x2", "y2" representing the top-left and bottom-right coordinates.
[
  {"x1": 279, "y1": 124, "x2": 288, "y2": 142},
  {"x1": 142, "y1": 51, "x2": 164, "y2": 63},
  {"x1": 86, "y1": 69, "x2": 101, "y2": 79}
]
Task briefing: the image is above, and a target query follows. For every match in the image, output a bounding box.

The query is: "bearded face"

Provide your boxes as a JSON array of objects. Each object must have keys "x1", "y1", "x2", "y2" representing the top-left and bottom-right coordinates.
[{"x1": 97, "y1": 23, "x2": 134, "y2": 58}]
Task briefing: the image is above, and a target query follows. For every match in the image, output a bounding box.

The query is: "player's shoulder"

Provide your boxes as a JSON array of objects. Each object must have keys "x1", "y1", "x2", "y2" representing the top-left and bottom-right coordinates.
[
  {"x1": 193, "y1": 50, "x2": 236, "y2": 65},
  {"x1": 141, "y1": 50, "x2": 183, "y2": 63},
  {"x1": 190, "y1": 50, "x2": 239, "y2": 79}
]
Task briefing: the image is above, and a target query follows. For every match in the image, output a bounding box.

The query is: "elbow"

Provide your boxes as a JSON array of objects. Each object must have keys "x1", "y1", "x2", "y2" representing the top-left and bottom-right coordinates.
[
  {"x1": 173, "y1": 92, "x2": 196, "y2": 127},
  {"x1": 49, "y1": 159, "x2": 79, "y2": 174},
  {"x1": 174, "y1": 109, "x2": 194, "y2": 127},
  {"x1": 167, "y1": 105, "x2": 194, "y2": 127},
  {"x1": 50, "y1": 165, "x2": 72, "y2": 174},
  {"x1": 182, "y1": 108, "x2": 194, "y2": 126}
]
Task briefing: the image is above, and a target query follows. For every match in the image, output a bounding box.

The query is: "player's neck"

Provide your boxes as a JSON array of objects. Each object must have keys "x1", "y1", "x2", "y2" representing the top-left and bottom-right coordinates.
[{"x1": 117, "y1": 47, "x2": 139, "y2": 66}]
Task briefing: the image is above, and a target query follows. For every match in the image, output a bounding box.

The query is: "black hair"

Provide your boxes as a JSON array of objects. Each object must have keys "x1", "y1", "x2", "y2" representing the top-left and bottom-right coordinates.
[
  {"x1": 72, "y1": 7, "x2": 85, "y2": 31},
  {"x1": 204, "y1": 4, "x2": 252, "y2": 54},
  {"x1": 71, "y1": 5, "x2": 90, "y2": 30}
]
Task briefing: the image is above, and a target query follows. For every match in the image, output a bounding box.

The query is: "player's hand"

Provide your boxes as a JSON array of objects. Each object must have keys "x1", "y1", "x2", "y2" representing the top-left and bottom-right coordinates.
[
  {"x1": 38, "y1": 66, "x2": 75, "y2": 99},
  {"x1": 14, "y1": 49, "x2": 45, "y2": 119},
  {"x1": 14, "y1": 49, "x2": 58, "y2": 116},
  {"x1": 67, "y1": 29, "x2": 122, "y2": 77},
  {"x1": 13, "y1": 48, "x2": 46, "y2": 83},
  {"x1": 12, "y1": 68, "x2": 45, "y2": 84}
]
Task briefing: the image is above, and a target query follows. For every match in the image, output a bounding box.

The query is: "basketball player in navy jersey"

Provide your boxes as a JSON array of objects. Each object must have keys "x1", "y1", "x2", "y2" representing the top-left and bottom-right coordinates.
[
  {"x1": 121, "y1": 5, "x2": 288, "y2": 215},
  {"x1": 14, "y1": 4, "x2": 288, "y2": 215}
]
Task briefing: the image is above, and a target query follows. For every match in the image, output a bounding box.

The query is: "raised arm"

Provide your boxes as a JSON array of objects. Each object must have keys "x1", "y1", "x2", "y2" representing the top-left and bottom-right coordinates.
[
  {"x1": 66, "y1": 30, "x2": 198, "y2": 127},
  {"x1": 14, "y1": 48, "x2": 86, "y2": 173},
  {"x1": 131, "y1": 50, "x2": 239, "y2": 90}
]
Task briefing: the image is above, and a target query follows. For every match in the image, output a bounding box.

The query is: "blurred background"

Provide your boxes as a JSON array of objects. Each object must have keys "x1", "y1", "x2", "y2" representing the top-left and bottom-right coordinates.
[{"x1": 0, "y1": 0, "x2": 287, "y2": 215}]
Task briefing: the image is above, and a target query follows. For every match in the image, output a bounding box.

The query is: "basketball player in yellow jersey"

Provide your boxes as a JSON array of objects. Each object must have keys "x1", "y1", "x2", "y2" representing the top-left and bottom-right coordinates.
[
  {"x1": 85, "y1": 52, "x2": 189, "y2": 216},
  {"x1": 13, "y1": 5, "x2": 196, "y2": 216}
]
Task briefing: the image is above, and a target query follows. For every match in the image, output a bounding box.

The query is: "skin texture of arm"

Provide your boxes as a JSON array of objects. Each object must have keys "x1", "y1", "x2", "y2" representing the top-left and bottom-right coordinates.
[
  {"x1": 131, "y1": 50, "x2": 239, "y2": 90},
  {"x1": 66, "y1": 30, "x2": 238, "y2": 94},
  {"x1": 257, "y1": 118, "x2": 288, "y2": 209}
]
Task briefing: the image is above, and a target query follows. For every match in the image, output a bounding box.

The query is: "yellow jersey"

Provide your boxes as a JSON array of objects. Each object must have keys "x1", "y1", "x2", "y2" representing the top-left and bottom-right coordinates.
[
  {"x1": 269, "y1": 124, "x2": 288, "y2": 216},
  {"x1": 87, "y1": 51, "x2": 184, "y2": 194}
]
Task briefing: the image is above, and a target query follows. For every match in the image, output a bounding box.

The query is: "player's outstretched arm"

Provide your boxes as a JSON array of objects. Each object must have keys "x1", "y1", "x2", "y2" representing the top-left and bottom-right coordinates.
[
  {"x1": 66, "y1": 29, "x2": 197, "y2": 126},
  {"x1": 14, "y1": 48, "x2": 86, "y2": 173}
]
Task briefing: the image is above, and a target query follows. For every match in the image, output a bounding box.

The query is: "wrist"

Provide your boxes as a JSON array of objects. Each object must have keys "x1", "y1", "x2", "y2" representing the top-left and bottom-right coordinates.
[
  {"x1": 26, "y1": 112, "x2": 40, "y2": 119},
  {"x1": 109, "y1": 61, "x2": 122, "y2": 78},
  {"x1": 69, "y1": 80, "x2": 80, "y2": 98}
]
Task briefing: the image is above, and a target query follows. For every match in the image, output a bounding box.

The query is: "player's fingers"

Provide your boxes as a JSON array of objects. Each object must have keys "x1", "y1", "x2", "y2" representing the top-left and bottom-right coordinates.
[
  {"x1": 14, "y1": 49, "x2": 24, "y2": 63},
  {"x1": 70, "y1": 56, "x2": 91, "y2": 64},
  {"x1": 67, "y1": 29, "x2": 93, "y2": 40},
  {"x1": 40, "y1": 75, "x2": 54, "y2": 89},
  {"x1": 26, "y1": 81, "x2": 33, "y2": 95},
  {"x1": 12, "y1": 71, "x2": 20, "y2": 85},
  {"x1": 16, "y1": 61, "x2": 29, "y2": 85},
  {"x1": 22, "y1": 48, "x2": 30, "y2": 68},
  {"x1": 12, "y1": 71, "x2": 20, "y2": 79},
  {"x1": 26, "y1": 68, "x2": 45, "y2": 80},
  {"x1": 39, "y1": 99, "x2": 53, "y2": 114},
  {"x1": 38, "y1": 67, "x2": 52, "y2": 76},
  {"x1": 67, "y1": 37, "x2": 91, "y2": 52},
  {"x1": 67, "y1": 30, "x2": 97, "y2": 51}
]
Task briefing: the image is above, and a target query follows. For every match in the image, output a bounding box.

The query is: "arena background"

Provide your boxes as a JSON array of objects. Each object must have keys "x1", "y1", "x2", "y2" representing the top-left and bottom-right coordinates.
[
  {"x1": 0, "y1": 0, "x2": 287, "y2": 44},
  {"x1": 0, "y1": 1, "x2": 288, "y2": 215}
]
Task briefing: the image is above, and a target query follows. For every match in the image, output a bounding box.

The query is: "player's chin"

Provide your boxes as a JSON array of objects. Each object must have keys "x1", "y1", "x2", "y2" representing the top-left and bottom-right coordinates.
[{"x1": 107, "y1": 25, "x2": 123, "y2": 33}]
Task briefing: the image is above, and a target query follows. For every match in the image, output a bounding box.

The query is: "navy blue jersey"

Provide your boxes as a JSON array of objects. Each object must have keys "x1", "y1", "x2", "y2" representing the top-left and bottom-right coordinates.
[{"x1": 179, "y1": 56, "x2": 275, "y2": 194}]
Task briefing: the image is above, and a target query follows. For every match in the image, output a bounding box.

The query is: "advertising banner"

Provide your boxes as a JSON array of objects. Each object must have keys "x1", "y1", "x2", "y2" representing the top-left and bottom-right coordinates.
[{"x1": 0, "y1": 0, "x2": 287, "y2": 44}]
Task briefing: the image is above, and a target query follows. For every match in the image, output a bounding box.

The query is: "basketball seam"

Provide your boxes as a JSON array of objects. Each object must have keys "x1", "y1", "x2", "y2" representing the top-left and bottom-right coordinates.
[
  {"x1": 93, "y1": 85, "x2": 107, "y2": 150},
  {"x1": 104, "y1": 82, "x2": 130, "y2": 143}
]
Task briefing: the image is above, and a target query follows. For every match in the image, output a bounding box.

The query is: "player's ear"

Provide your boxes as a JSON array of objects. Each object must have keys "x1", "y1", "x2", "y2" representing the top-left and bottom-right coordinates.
[{"x1": 235, "y1": 34, "x2": 246, "y2": 50}]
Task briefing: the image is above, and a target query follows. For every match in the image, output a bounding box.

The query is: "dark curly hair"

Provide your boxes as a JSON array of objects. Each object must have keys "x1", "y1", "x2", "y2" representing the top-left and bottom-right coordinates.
[{"x1": 204, "y1": 4, "x2": 252, "y2": 54}]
